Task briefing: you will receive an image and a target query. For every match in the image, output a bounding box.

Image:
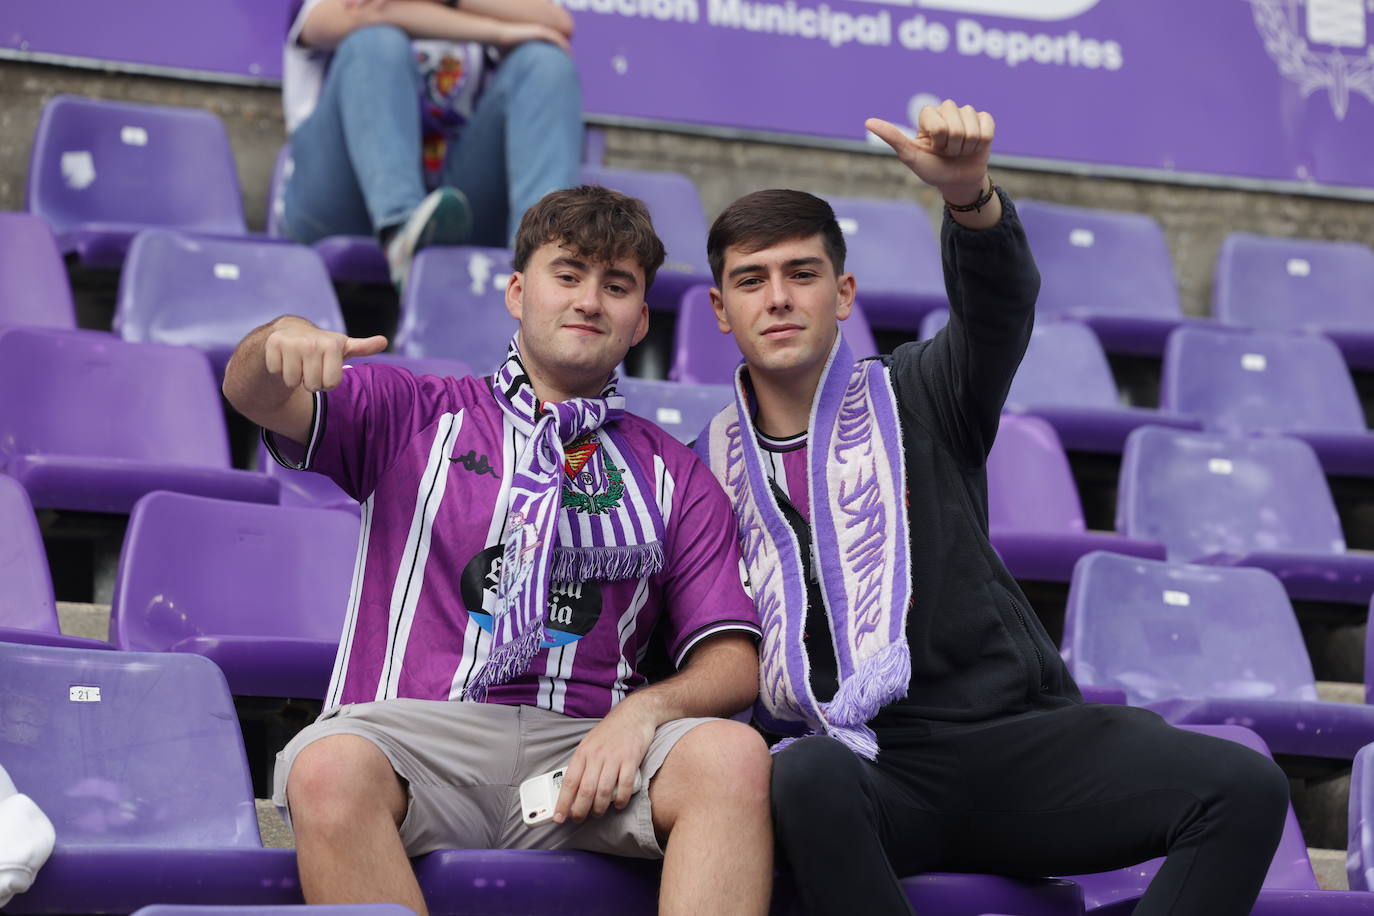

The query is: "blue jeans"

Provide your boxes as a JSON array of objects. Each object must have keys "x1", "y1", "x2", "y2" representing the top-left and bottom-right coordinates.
[{"x1": 283, "y1": 25, "x2": 583, "y2": 247}]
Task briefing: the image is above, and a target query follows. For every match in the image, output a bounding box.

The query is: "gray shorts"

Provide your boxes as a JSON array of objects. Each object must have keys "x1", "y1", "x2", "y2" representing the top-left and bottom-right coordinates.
[{"x1": 272, "y1": 699, "x2": 716, "y2": 859}]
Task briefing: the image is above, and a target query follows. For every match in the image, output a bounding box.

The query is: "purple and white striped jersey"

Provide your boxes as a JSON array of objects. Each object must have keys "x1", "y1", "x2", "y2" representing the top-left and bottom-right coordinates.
[{"x1": 267, "y1": 364, "x2": 760, "y2": 718}]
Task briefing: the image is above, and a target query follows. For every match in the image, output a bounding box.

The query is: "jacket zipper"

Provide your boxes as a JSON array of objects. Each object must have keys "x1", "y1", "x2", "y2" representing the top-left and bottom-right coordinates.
[{"x1": 1006, "y1": 591, "x2": 1047, "y2": 689}]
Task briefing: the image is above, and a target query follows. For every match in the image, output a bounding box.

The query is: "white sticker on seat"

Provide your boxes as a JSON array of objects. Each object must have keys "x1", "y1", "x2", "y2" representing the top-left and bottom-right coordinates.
[
  {"x1": 61, "y1": 151, "x2": 96, "y2": 190},
  {"x1": 70, "y1": 686, "x2": 101, "y2": 702},
  {"x1": 837, "y1": 217, "x2": 859, "y2": 236},
  {"x1": 1286, "y1": 258, "x2": 1311, "y2": 277},
  {"x1": 1241, "y1": 353, "x2": 1267, "y2": 372},
  {"x1": 1069, "y1": 228, "x2": 1095, "y2": 247},
  {"x1": 1163, "y1": 590, "x2": 1191, "y2": 606},
  {"x1": 213, "y1": 263, "x2": 241, "y2": 280},
  {"x1": 1207, "y1": 458, "x2": 1234, "y2": 475},
  {"x1": 120, "y1": 125, "x2": 149, "y2": 147},
  {"x1": 656, "y1": 407, "x2": 683, "y2": 425}
]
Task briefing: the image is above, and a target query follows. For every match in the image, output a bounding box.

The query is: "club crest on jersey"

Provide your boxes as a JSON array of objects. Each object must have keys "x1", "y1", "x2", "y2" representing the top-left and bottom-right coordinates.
[{"x1": 561, "y1": 435, "x2": 625, "y2": 514}]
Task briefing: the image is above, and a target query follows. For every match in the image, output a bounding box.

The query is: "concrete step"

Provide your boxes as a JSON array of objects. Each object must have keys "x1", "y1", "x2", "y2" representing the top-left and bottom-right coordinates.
[
  {"x1": 56, "y1": 601, "x2": 110, "y2": 642},
  {"x1": 1318, "y1": 681, "x2": 1366, "y2": 704},
  {"x1": 1311, "y1": 847, "x2": 1349, "y2": 890},
  {"x1": 257, "y1": 798, "x2": 295, "y2": 849}
]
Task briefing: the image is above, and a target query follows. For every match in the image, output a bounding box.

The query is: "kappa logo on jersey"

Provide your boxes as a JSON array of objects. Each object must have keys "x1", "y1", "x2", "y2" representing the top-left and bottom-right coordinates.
[{"x1": 460, "y1": 544, "x2": 603, "y2": 647}]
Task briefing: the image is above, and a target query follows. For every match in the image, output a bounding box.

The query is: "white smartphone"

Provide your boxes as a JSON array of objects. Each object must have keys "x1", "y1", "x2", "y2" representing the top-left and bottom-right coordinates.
[{"x1": 519, "y1": 767, "x2": 645, "y2": 826}]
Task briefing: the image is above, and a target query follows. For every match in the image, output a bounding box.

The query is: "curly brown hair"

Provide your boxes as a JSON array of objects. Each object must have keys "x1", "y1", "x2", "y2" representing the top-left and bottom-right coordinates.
[{"x1": 513, "y1": 186, "x2": 667, "y2": 291}]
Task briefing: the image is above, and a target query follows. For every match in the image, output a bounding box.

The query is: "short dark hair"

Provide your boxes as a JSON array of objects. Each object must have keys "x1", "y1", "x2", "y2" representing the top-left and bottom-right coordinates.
[
  {"x1": 706, "y1": 189, "x2": 847, "y2": 286},
  {"x1": 513, "y1": 185, "x2": 667, "y2": 291}
]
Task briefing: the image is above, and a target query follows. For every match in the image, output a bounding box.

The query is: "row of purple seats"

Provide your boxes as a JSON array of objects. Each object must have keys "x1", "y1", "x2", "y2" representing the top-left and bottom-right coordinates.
[
  {"x1": 26, "y1": 93, "x2": 1374, "y2": 376},
  {"x1": 14, "y1": 635, "x2": 1367, "y2": 915}
]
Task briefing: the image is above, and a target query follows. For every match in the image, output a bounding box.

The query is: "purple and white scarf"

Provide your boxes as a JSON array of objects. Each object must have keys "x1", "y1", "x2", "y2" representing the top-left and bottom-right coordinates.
[
  {"x1": 466, "y1": 336, "x2": 666, "y2": 700},
  {"x1": 696, "y1": 333, "x2": 911, "y2": 759}
]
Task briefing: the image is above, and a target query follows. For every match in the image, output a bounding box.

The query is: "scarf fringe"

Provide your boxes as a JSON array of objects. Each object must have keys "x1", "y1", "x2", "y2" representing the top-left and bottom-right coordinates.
[
  {"x1": 551, "y1": 542, "x2": 664, "y2": 584},
  {"x1": 463, "y1": 623, "x2": 547, "y2": 702},
  {"x1": 821, "y1": 640, "x2": 911, "y2": 729}
]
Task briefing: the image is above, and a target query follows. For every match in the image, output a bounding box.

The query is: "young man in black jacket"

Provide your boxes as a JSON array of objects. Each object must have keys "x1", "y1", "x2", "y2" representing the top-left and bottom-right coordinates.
[{"x1": 693, "y1": 99, "x2": 1290, "y2": 916}]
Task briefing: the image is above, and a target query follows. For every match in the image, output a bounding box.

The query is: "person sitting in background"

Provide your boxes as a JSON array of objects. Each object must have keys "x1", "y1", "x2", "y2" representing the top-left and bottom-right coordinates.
[
  {"x1": 696, "y1": 99, "x2": 1290, "y2": 916},
  {"x1": 282, "y1": 0, "x2": 582, "y2": 288},
  {"x1": 223, "y1": 185, "x2": 772, "y2": 916}
]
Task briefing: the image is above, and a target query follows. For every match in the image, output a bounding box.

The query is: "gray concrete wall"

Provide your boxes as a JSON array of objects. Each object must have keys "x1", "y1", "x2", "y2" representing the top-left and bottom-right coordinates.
[{"x1": 4, "y1": 58, "x2": 1372, "y2": 317}]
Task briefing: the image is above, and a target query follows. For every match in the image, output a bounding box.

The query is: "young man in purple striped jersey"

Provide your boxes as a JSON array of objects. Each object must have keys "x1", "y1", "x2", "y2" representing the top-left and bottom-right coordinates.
[{"x1": 224, "y1": 185, "x2": 771, "y2": 915}]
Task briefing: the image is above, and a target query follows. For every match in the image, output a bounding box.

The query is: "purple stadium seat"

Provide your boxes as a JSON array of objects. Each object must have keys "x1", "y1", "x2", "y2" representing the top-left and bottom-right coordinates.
[
  {"x1": 26, "y1": 95, "x2": 246, "y2": 270},
  {"x1": 1351, "y1": 742, "x2": 1374, "y2": 891},
  {"x1": 1063, "y1": 551, "x2": 1374, "y2": 759},
  {"x1": 0, "y1": 327, "x2": 278, "y2": 513},
  {"x1": 0, "y1": 475, "x2": 110, "y2": 650},
  {"x1": 1066, "y1": 724, "x2": 1374, "y2": 914},
  {"x1": 827, "y1": 195, "x2": 946, "y2": 332},
  {"x1": 1214, "y1": 232, "x2": 1374, "y2": 370},
  {"x1": 0, "y1": 212, "x2": 77, "y2": 329},
  {"x1": 986, "y1": 416, "x2": 1164, "y2": 582},
  {"x1": 926, "y1": 311, "x2": 1201, "y2": 452},
  {"x1": 1117, "y1": 426, "x2": 1374, "y2": 605},
  {"x1": 111, "y1": 492, "x2": 358, "y2": 698},
  {"x1": 134, "y1": 908, "x2": 417, "y2": 916},
  {"x1": 266, "y1": 145, "x2": 290, "y2": 239},
  {"x1": 669, "y1": 284, "x2": 879, "y2": 385},
  {"x1": 0, "y1": 641, "x2": 303, "y2": 913},
  {"x1": 394, "y1": 245, "x2": 518, "y2": 373},
  {"x1": 1162, "y1": 325, "x2": 1374, "y2": 477},
  {"x1": 115, "y1": 229, "x2": 346, "y2": 377},
  {"x1": 1016, "y1": 200, "x2": 1192, "y2": 357},
  {"x1": 579, "y1": 165, "x2": 711, "y2": 311},
  {"x1": 617, "y1": 377, "x2": 732, "y2": 444}
]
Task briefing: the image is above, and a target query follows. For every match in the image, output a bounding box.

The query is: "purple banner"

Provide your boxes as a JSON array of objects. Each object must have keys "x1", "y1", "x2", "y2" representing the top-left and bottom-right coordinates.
[
  {"x1": 561, "y1": 0, "x2": 1374, "y2": 188},
  {"x1": 5, "y1": 0, "x2": 1372, "y2": 187},
  {"x1": 2, "y1": 0, "x2": 292, "y2": 81}
]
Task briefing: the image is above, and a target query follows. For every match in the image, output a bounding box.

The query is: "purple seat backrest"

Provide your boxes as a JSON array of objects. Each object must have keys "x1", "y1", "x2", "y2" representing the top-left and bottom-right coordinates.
[
  {"x1": 396, "y1": 245, "x2": 518, "y2": 374},
  {"x1": 1162, "y1": 325, "x2": 1365, "y2": 435},
  {"x1": 617, "y1": 377, "x2": 732, "y2": 444},
  {"x1": 0, "y1": 212, "x2": 77, "y2": 329},
  {"x1": 112, "y1": 492, "x2": 358, "y2": 651},
  {"x1": 1016, "y1": 200, "x2": 1181, "y2": 319},
  {"x1": 0, "y1": 475, "x2": 59, "y2": 633},
  {"x1": 921, "y1": 314, "x2": 1120, "y2": 409},
  {"x1": 0, "y1": 641, "x2": 260, "y2": 846},
  {"x1": 827, "y1": 195, "x2": 944, "y2": 314},
  {"x1": 115, "y1": 229, "x2": 344, "y2": 355},
  {"x1": 267, "y1": 145, "x2": 291, "y2": 238},
  {"x1": 986, "y1": 415, "x2": 1086, "y2": 533},
  {"x1": 1007, "y1": 320, "x2": 1121, "y2": 410},
  {"x1": 919, "y1": 309, "x2": 949, "y2": 340},
  {"x1": 579, "y1": 165, "x2": 710, "y2": 280},
  {"x1": 1351, "y1": 741, "x2": 1374, "y2": 891},
  {"x1": 27, "y1": 95, "x2": 246, "y2": 240},
  {"x1": 0, "y1": 327, "x2": 232, "y2": 468},
  {"x1": 670, "y1": 285, "x2": 879, "y2": 384},
  {"x1": 1117, "y1": 426, "x2": 1345, "y2": 561},
  {"x1": 1214, "y1": 232, "x2": 1374, "y2": 333},
  {"x1": 1063, "y1": 551, "x2": 1318, "y2": 705}
]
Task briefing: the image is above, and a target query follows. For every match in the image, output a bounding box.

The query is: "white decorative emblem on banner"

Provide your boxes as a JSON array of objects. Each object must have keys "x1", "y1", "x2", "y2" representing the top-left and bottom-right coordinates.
[{"x1": 1251, "y1": 0, "x2": 1374, "y2": 120}]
